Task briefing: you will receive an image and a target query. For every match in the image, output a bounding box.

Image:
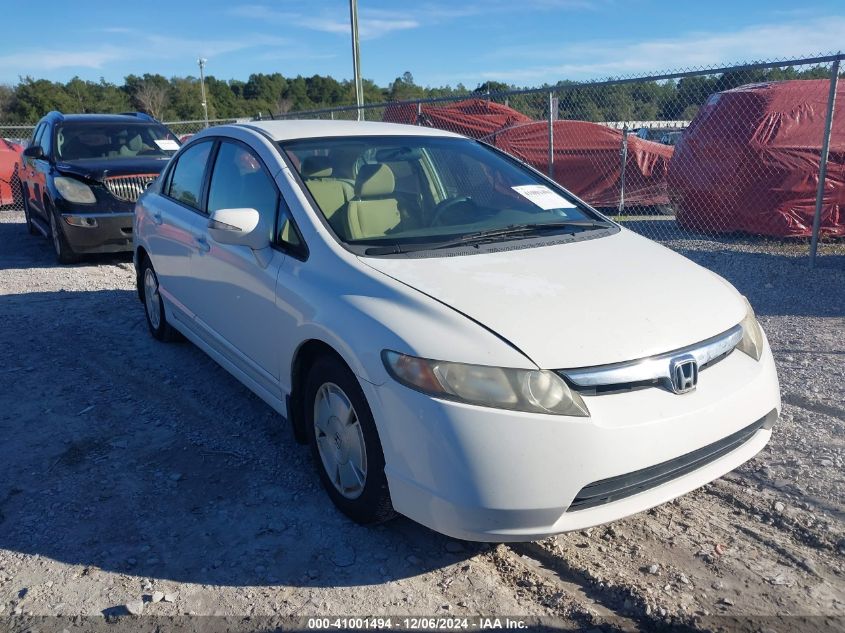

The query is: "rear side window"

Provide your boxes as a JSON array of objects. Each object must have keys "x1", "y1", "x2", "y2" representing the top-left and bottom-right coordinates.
[{"x1": 167, "y1": 142, "x2": 213, "y2": 210}]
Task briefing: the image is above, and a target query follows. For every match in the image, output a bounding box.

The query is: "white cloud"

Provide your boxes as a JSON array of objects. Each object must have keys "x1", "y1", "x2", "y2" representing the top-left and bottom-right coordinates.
[
  {"x1": 467, "y1": 17, "x2": 843, "y2": 83},
  {"x1": 0, "y1": 47, "x2": 126, "y2": 72},
  {"x1": 227, "y1": 0, "x2": 600, "y2": 40},
  {"x1": 228, "y1": 4, "x2": 419, "y2": 39},
  {"x1": 0, "y1": 31, "x2": 291, "y2": 81}
]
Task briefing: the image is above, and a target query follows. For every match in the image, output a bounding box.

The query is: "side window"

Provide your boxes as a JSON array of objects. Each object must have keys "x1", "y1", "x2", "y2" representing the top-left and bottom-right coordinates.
[
  {"x1": 167, "y1": 141, "x2": 213, "y2": 210},
  {"x1": 31, "y1": 124, "x2": 45, "y2": 149},
  {"x1": 207, "y1": 142, "x2": 278, "y2": 224},
  {"x1": 40, "y1": 124, "x2": 53, "y2": 157},
  {"x1": 275, "y1": 196, "x2": 303, "y2": 252}
]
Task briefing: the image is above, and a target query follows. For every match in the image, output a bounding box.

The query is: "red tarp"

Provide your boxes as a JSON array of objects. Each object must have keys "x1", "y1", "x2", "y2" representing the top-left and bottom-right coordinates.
[
  {"x1": 669, "y1": 80, "x2": 845, "y2": 237},
  {"x1": 383, "y1": 99, "x2": 673, "y2": 207},
  {"x1": 0, "y1": 139, "x2": 23, "y2": 207},
  {"x1": 384, "y1": 99, "x2": 532, "y2": 140},
  {"x1": 495, "y1": 120, "x2": 673, "y2": 208}
]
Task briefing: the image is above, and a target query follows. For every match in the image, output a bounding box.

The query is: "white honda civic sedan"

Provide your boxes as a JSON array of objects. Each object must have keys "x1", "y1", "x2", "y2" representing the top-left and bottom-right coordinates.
[{"x1": 134, "y1": 120, "x2": 780, "y2": 541}]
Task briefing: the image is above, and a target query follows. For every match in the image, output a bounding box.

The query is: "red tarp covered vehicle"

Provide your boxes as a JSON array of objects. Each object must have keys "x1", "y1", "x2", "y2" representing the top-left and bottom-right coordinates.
[
  {"x1": 384, "y1": 99, "x2": 532, "y2": 140},
  {"x1": 669, "y1": 80, "x2": 845, "y2": 237},
  {"x1": 0, "y1": 138, "x2": 24, "y2": 207},
  {"x1": 495, "y1": 120, "x2": 673, "y2": 208},
  {"x1": 384, "y1": 99, "x2": 673, "y2": 208}
]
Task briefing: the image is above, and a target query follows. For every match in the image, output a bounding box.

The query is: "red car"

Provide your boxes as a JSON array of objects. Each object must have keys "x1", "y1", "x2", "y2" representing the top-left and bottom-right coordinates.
[{"x1": 0, "y1": 138, "x2": 24, "y2": 207}]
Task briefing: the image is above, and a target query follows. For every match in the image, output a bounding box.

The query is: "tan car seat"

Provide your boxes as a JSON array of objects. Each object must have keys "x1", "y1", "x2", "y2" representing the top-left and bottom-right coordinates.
[
  {"x1": 301, "y1": 155, "x2": 353, "y2": 234},
  {"x1": 346, "y1": 163, "x2": 403, "y2": 240}
]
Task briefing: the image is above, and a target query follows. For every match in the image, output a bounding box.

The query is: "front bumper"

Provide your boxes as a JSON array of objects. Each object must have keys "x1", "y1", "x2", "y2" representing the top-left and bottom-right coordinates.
[
  {"x1": 61, "y1": 212, "x2": 134, "y2": 253},
  {"x1": 366, "y1": 340, "x2": 780, "y2": 542}
]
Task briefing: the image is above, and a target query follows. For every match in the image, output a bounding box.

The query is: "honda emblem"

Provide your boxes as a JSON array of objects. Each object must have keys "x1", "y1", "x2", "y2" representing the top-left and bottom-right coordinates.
[{"x1": 669, "y1": 355, "x2": 698, "y2": 394}]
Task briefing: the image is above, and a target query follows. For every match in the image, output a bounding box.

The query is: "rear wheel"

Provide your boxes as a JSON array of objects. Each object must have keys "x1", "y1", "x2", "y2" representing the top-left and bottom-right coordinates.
[
  {"x1": 48, "y1": 204, "x2": 79, "y2": 264},
  {"x1": 140, "y1": 257, "x2": 180, "y2": 342},
  {"x1": 305, "y1": 355, "x2": 394, "y2": 525}
]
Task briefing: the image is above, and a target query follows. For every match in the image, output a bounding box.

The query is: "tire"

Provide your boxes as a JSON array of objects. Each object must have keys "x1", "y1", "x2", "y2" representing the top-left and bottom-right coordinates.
[
  {"x1": 304, "y1": 355, "x2": 395, "y2": 525},
  {"x1": 140, "y1": 256, "x2": 180, "y2": 342},
  {"x1": 22, "y1": 191, "x2": 38, "y2": 236},
  {"x1": 48, "y1": 203, "x2": 80, "y2": 264}
]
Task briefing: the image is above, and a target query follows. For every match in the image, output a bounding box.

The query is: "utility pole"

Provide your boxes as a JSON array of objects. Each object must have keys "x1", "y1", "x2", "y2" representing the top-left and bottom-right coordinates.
[
  {"x1": 349, "y1": 0, "x2": 364, "y2": 120},
  {"x1": 197, "y1": 57, "x2": 209, "y2": 128}
]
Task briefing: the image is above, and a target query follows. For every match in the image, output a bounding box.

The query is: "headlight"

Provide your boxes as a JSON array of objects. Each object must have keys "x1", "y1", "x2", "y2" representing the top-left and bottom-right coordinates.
[
  {"x1": 736, "y1": 297, "x2": 765, "y2": 361},
  {"x1": 54, "y1": 177, "x2": 96, "y2": 204},
  {"x1": 382, "y1": 350, "x2": 589, "y2": 417}
]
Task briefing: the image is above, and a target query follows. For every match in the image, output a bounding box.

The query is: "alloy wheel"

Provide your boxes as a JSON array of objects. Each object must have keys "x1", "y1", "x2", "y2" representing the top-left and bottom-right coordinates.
[{"x1": 49, "y1": 211, "x2": 61, "y2": 254}]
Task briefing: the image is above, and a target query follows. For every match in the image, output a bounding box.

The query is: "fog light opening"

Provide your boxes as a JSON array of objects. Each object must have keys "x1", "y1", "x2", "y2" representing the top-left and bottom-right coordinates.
[{"x1": 64, "y1": 215, "x2": 99, "y2": 228}]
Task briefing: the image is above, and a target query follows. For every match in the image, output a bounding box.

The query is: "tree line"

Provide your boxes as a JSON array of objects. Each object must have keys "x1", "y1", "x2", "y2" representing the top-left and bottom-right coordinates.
[{"x1": 0, "y1": 66, "x2": 832, "y2": 125}]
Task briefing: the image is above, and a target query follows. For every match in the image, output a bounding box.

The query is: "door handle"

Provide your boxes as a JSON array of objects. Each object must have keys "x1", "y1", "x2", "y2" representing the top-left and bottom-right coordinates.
[
  {"x1": 194, "y1": 236, "x2": 210, "y2": 253},
  {"x1": 152, "y1": 212, "x2": 163, "y2": 225}
]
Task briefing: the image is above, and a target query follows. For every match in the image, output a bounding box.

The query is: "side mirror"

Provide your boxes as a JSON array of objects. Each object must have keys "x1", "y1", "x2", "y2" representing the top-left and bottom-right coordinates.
[
  {"x1": 207, "y1": 208, "x2": 271, "y2": 251},
  {"x1": 23, "y1": 145, "x2": 44, "y2": 159}
]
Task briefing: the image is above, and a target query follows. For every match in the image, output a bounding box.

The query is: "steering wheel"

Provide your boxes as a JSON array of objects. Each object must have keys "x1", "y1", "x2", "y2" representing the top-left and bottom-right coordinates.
[{"x1": 431, "y1": 196, "x2": 474, "y2": 227}]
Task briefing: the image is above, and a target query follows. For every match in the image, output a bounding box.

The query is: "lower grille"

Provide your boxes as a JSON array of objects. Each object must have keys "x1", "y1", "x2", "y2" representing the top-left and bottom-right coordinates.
[
  {"x1": 567, "y1": 410, "x2": 776, "y2": 512},
  {"x1": 104, "y1": 174, "x2": 158, "y2": 202}
]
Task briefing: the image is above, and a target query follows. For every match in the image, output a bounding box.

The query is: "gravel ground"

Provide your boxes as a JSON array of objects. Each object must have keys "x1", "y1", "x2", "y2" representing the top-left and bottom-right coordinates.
[{"x1": 0, "y1": 208, "x2": 843, "y2": 631}]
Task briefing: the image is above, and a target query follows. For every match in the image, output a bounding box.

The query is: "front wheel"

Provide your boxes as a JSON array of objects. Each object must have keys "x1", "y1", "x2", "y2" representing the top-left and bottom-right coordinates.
[
  {"x1": 48, "y1": 204, "x2": 79, "y2": 264},
  {"x1": 140, "y1": 257, "x2": 180, "y2": 342},
  {"x1": 21, "y1": 189, "x2": 38, "y2": 236},
  {"x1": 305, "y1": 356, "x2": 395, "y2": 525}
]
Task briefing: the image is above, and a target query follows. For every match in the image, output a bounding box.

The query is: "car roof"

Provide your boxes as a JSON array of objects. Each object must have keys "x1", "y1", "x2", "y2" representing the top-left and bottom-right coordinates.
[
  {"x1": 239, "y1": 119, "x2": 464, "y2": 142},
  {"x1": 50, "y1": 113, "x2": 161, "y2": 124}
]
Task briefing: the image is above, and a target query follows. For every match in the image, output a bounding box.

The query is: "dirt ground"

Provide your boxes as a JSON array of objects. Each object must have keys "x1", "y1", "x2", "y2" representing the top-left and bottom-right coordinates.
[{"x1": 0, "y1": 208, "x2": 843, "y2": 631}]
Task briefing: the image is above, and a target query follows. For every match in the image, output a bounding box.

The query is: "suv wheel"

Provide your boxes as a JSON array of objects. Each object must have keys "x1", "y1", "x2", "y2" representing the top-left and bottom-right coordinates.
[
  {"x1": 48, "y1": 204, "x2": 79, "y2": 264},
  {"x1": 304, "y1": 355, "x2": 395, "y2": 525},
  {"x1": 21, "y1": 188, "x2": 38, "y2": 236},
  {"x1": 140, "y1": 257, "x2": 180, "y2": 342}
]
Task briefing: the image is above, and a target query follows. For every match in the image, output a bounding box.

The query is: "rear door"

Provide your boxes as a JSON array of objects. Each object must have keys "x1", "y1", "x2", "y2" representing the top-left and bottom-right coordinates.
[{"x1": 144, "y1": 140, "x2": 214, "y2": 329}]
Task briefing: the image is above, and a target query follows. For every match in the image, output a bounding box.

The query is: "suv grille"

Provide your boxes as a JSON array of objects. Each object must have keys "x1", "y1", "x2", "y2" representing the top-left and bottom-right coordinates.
[{"x1": 104, "y1": 174, "x2": 158, "y2": 202}]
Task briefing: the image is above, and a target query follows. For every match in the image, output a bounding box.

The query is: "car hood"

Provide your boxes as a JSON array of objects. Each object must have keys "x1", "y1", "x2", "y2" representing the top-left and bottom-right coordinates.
[
  {"x1": 56, "y1": 157, "x2": 170, "y2": 181},
  {"x1": 359, "y1": 230, "x2": 746, "y2": 369}
]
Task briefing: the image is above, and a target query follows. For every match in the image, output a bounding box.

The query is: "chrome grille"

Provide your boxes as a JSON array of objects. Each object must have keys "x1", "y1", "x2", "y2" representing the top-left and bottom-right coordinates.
[
  {"x1": 558, "y1": 324, "x2": 743, "y2": 394},
  {"x1": 104, "y1": 174, "x2": 158, "y2": 202}
]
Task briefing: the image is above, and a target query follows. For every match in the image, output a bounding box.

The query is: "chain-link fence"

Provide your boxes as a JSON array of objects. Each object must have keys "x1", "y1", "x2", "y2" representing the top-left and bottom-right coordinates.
[
  {"x1": 2, "y1": 54, "x2": 843, "y2": 265},
  {"x1": 267, "y1": 54, "x2": 845, "y2": 265}
]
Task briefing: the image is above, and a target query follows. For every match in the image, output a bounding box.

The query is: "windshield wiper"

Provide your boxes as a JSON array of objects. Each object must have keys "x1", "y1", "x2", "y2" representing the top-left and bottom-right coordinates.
[{"x1": 363, "y1": 220, "x2": 613, "y2": 255}]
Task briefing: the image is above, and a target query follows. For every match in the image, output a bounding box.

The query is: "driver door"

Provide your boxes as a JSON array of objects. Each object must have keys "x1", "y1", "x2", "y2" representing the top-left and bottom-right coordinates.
[{"x1": 188, "y1": 140, "x2": 287, "y2": 394}]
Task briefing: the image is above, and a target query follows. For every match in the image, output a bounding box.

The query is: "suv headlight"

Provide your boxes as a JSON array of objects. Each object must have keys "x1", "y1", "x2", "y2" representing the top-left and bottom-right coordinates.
[
  {"x1": 54, "y1": 177, "x2": 96, "y2": 204},
  {"x1": 382, "y1": 350, "x2": 589, "y2": 417},
  {"x1": 736, "y1": 297, "x2": 765, "y2": 361}
]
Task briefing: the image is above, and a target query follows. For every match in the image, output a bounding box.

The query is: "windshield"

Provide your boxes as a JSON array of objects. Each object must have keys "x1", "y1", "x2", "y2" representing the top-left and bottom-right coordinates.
[
  {"x1": 282, "y1": 135, "x2": 604, "y2": 251},
  {"x1": 55, "y1": 122, "x2": 179, "y2": 161}
]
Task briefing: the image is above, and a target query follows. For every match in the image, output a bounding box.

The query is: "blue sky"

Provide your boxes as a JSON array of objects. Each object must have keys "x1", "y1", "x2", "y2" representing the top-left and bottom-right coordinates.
[{"x1": 1, "y1": 0, "x2": 843, "y2": 87}]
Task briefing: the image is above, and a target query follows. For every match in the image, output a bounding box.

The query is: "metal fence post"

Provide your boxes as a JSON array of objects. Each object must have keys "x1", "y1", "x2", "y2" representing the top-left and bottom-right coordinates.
[
  {"x1": 547, "y1": 91, "x2": 555, "y2": 178},
  {"x1": 618, "y1": 124, "x2": 628, "y2": 214},
  {"x1": 417, "y1": 102, "x2": 422, "y2": 126},
  {"x1": 809, "y1": 57, "x2": 840, "y2": 268}
]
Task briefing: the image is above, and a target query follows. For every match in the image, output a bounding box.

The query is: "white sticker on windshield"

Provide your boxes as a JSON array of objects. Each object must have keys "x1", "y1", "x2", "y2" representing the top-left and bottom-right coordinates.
[
  {"x1": 512, "y1": 185, "x2": 574, "y2": 211},
  {"x1": 154, "y1": 139, "x2": 180, "y2": 151}
]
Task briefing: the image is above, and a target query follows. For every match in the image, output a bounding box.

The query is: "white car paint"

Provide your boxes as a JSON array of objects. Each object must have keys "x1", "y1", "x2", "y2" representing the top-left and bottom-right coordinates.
[
  {"x1": 135, "y1": 120, "x2": 781, "y2": 541},
  {"x1": 361, "y1": 228, "x2": 748, "y2": 368}
]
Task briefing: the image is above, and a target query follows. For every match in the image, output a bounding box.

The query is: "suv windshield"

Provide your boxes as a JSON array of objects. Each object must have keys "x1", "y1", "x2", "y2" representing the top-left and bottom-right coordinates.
[
  {"x1": 282, "y1": 135, "x2": 609, "y2": 252},
  {"x1": 55, "y1": 122, "x2": 179, "y2": 161}
]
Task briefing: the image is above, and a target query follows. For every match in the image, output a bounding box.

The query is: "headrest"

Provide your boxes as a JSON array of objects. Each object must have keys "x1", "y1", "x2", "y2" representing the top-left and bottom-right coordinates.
[
  {"x1": 128, "y1": 134, "x2": 143, "y2": 152},
  {"x1": 301, "y1": 155, "x2": 333, "y2": 178},
  {"x1": 355, "y1": 163, "x2": 395, "y2": 198}
]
